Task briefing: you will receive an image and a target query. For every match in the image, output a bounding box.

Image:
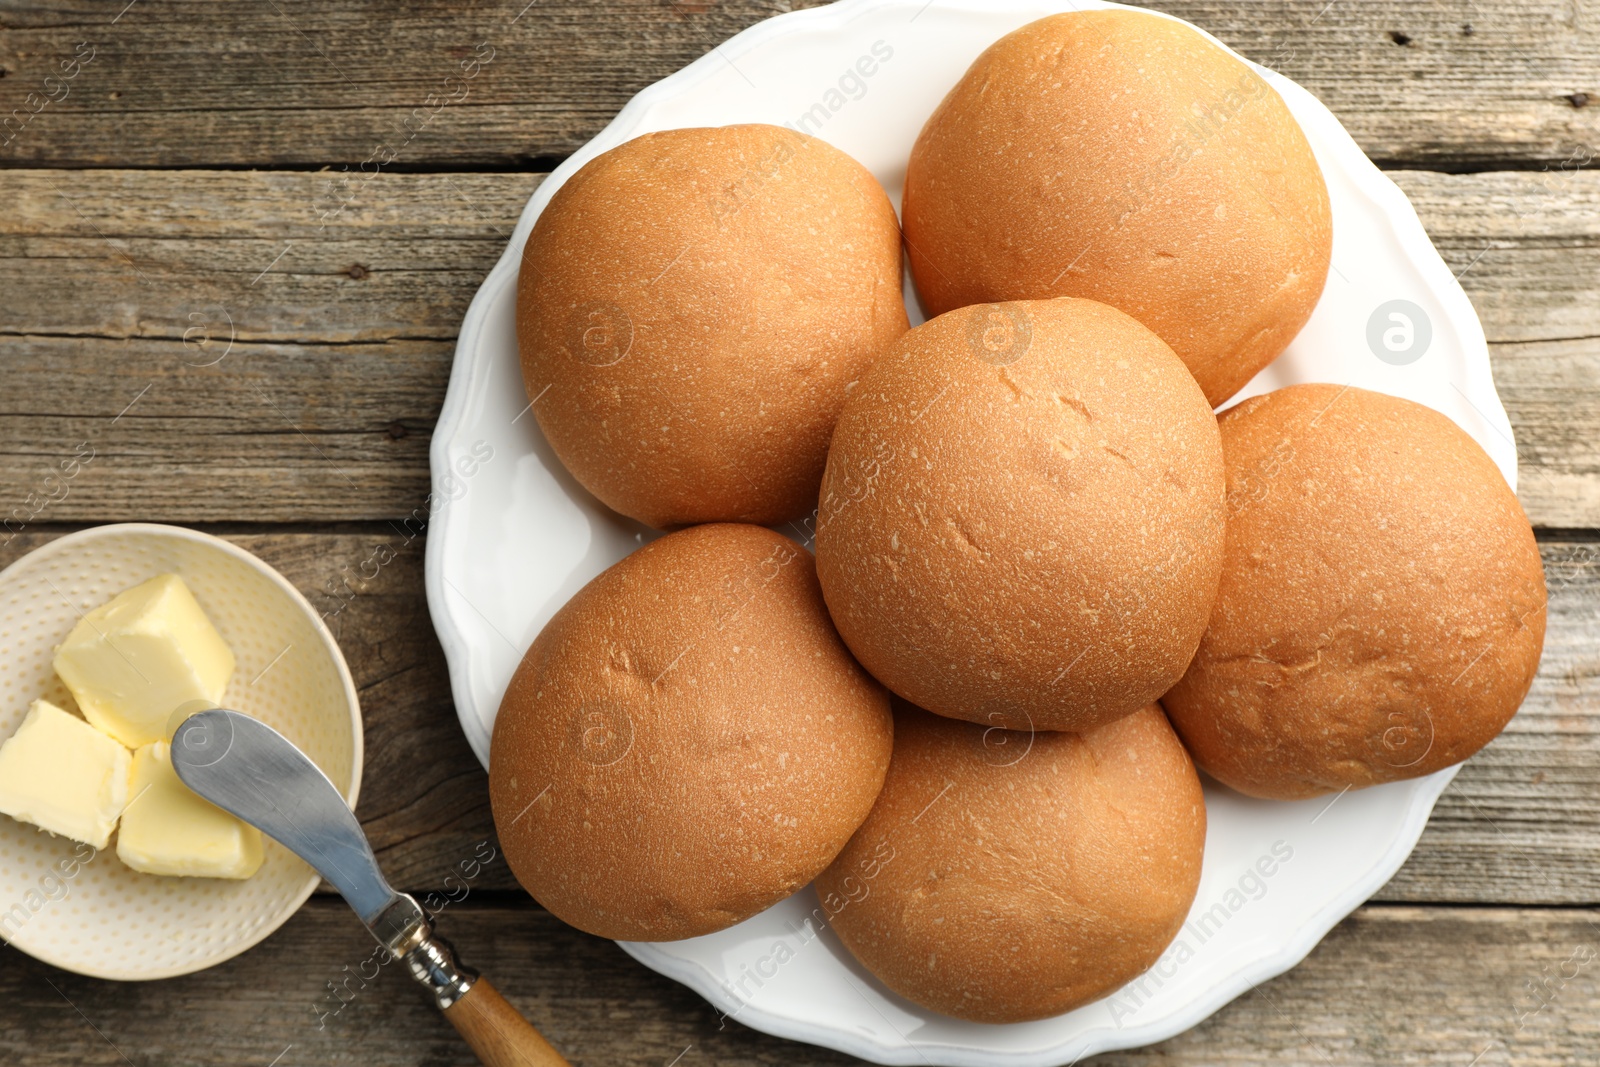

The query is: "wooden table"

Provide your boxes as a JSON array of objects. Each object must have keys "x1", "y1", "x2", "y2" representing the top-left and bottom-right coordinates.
[{"x1": 0, "y1": 1, "x2": 1595, "y2": 1063}]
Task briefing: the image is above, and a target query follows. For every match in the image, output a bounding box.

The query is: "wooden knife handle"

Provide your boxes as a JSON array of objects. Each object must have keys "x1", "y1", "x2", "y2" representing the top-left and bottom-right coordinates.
[{"x1": 443, "y1": 976, "x2": 572, "y2": 1067}]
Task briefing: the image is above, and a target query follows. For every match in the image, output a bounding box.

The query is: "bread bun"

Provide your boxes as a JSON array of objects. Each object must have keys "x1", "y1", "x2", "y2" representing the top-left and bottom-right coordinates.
[
  {"x1": 1163, "y1": 384, "x2": 1547, "y2": 799},
  {"x1": 818, "y1": 702, "x2": 1205, "y2": 1023},
  {"x1": 815, "y1": 297, "x2": 1225, "y2": 733},
  {"x1": 517, "y1": 124, "x2": 908, "y2": 528},
  {"x1": 489, "y1": 523, "x2": 893, "y2": 940},
  {"x1": 902, "y1": 9, "x2": 1332, "y2": 407}
]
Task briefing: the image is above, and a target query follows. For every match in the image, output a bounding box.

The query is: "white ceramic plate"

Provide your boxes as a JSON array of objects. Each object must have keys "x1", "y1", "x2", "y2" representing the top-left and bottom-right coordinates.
[
  {"x1": 425, "y1": 1, "x2": 1516, "y2": 1062},
  {"x1": 0, "y1": 524, "x2": 362, "y2": 980}
]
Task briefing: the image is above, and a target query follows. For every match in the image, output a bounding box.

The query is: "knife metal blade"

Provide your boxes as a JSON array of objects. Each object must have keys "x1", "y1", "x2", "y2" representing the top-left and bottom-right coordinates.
[
  {"x1": 170, "y1": 708, "x2": 424, "y2": 951},
  {"x1": 170, "y1": 709, "x2": 569, "y2": 1065}
]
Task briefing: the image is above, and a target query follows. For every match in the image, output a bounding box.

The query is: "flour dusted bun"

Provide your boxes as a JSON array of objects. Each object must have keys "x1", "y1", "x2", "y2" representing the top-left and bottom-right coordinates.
[
  {"x1": 818, "y1": 703, "x2": 1205, "y2": 1023},
  {"x1": 815, "y1": 297, "x2": 1225, "y2": 733},
  {"x1": 1163, "y1": 384, "x2": 1547, "y2": 799},
  {"x1": 903, "y1": 9, "x2": 1332, "y2": 406},
  {"x1": 490, "y1": 524, "x2": 893, "y2": 940},
  {"x1": 517, "y1": 124, "x2": 908, "y2": 528}
]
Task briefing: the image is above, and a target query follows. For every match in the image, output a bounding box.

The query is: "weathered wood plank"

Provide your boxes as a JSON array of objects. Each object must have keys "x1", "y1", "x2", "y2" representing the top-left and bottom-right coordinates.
[
  {"x1": 0, "y1": 169, "x2": 542, "y2": 344},
  {"x1": 1395, "y1": 170, "x2": 1600, "y2": 346},
  {"x1": 0, "y1": 170, "x2": 537, "y2": 524},
  {"x1": 0, "y1": 336, "x2": 448, "y2": 524},
  {"x1": 0, "y1": 529, "x2": 1594, "y2": 903},
  {"x1": 0, "y1": 0, "x2": 1595, "y2": 169},
  {"x1": 1, "y1": 899, "x2": 1594, "y2": 1065},
  {"x1": 1, "y1": 168, "x2": 1596, "y2": 526},
  {"x1": 1392, "y1": 169, "x2": 1600, "y2": 529}
]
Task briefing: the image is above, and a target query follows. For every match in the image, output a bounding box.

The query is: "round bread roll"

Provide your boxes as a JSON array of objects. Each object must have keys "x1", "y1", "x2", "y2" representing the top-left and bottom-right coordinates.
[
  {"x1": 815, "y1": 297, "x2": 1225, "y2": 733},
  {"x1": 1163, "y1": 384, "x2": 1547, "y2": 799},
  {"x1": 517, "y1": 124, "x2": 908, "y2": 529},
  {"x1": 490, "y1": 523, "x2": 893, "y2": 941},
  {"x1": 818, "y1": 702, "x2": 1205, "y2": 1023},
  {"x1": 902, "y1": 9, "x2": 1332, "y2": 407}
]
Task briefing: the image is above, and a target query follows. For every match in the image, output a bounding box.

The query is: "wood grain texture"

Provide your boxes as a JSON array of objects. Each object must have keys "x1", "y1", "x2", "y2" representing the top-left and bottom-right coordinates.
[
  {"x1": 0, "y1": 0, "x2": 1595, "y2": 169},
  {"x1": 0, "y1": 529, "x2": 1592, "y2": 904},
  {"x1": 0, "y1": 170, "x2": 542, "y2": 525},
  {"x1": 1, "y1": 898, "x2": 1595, "y2": 1065},
  {"x1": 1393, "y1": 169, "x2": 1600, "y2": 529},
  {"x1": 0, "y1": 168, "x2": 541, "y2": 343},
  {"x1": 0, "y1": 168, "x2": 1596, "y2": 526}
]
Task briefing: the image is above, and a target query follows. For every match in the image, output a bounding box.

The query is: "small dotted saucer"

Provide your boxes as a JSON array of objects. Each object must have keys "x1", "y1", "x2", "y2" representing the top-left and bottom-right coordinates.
[{"x1": 0, "y1": 523, "x2": 362, "y2": 980}]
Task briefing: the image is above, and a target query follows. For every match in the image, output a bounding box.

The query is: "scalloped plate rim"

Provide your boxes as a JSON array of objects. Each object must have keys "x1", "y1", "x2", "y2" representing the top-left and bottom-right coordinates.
[{"x1": 425, "y1": 0, "x2": 1510, "y2": 1061}]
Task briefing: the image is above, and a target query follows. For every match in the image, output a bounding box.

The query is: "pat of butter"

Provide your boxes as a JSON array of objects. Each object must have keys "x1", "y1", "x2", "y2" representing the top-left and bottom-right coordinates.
[
  {"x1": 0, "y1": 699, "x2": 131, "y2": 850},
  {"x1": 53, "y1": 573, "x2": 236, "y2": 748},
  {"x1": 117, "y1": 742, "x2": 264, "y2": 880}
]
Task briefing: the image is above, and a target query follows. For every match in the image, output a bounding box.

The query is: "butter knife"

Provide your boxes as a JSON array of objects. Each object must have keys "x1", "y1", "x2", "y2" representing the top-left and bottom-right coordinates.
[{"x1": 170, "y1": 708, "x2": 569, "y2": 1067}]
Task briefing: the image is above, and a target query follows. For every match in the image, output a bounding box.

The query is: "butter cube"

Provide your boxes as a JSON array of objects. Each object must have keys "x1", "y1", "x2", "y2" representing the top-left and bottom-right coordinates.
[
  {"x1": 53, "y1": 574, "x2": 235, "y2": 748},
  {"x1": 117, "y1": 742, "x2": 264, "y2": 880},
  {"x1": 0, "y1": 699, "x2": 131, "y2": 849}
]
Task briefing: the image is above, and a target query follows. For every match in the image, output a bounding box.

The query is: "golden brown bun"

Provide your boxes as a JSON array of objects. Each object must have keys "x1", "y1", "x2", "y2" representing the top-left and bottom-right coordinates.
[
  {"x1": 902, "y1": 10, "x2": 1332, "y2": 407},
  {"x1": 1163, "y1": 384, "x2": 1547, "y2": 799},
  {"x1": 818, "y1": 703, "x2": 1205, "y2": 1023},
  {"x1": 815, "y1": 297, "x2": 1225, "y2": 733},
  {"x1": 517, "y1": 124, "x2": 908, "y2": 529},
  {"x1": 489, "y1": 523, "x2": 893, "y2": 940}
]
